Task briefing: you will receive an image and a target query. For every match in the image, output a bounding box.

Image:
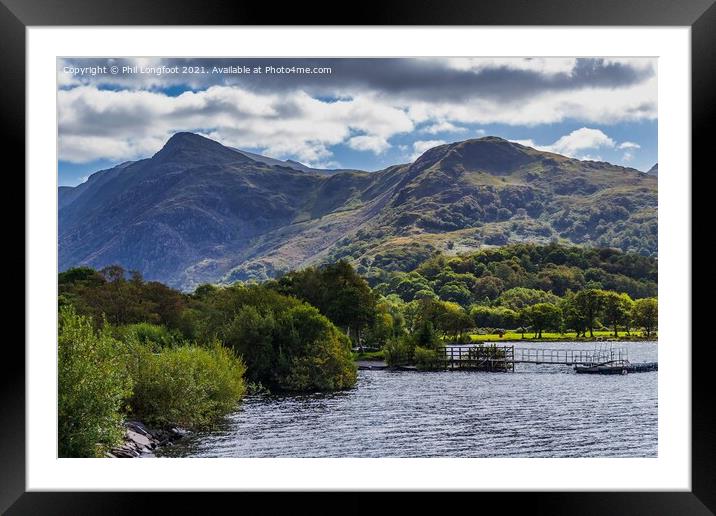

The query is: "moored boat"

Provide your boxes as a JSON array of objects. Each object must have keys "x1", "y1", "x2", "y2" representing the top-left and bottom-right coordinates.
[{"x1": 574, "y1": 360, "x2": 629, "y2": 375}]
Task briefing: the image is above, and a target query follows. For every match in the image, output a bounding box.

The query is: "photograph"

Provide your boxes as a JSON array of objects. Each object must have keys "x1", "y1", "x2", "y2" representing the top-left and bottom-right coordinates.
[{"x1": 56, "y1": 56, "x2": 660, "y2": 459}]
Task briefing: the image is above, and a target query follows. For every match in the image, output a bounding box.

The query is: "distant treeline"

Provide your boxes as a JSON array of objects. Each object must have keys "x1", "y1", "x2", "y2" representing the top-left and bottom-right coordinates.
[
  {"x1": 365, "y1": 242, "x2": 657, "y2": 305},
  {"x1": 60, "y1": 244, "x2": 657, "y2": 352}
]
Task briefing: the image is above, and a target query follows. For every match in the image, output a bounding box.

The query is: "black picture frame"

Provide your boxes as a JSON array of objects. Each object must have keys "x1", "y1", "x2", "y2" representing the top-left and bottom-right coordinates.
[{"x1": 3, "y1": 0, "x2": 712, "y2": 512}]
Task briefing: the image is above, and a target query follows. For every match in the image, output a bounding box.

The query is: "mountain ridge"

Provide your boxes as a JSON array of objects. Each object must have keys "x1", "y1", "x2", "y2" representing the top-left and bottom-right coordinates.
[{"x1": 59, "y1": 133, "x2": 657, "y2": 290}]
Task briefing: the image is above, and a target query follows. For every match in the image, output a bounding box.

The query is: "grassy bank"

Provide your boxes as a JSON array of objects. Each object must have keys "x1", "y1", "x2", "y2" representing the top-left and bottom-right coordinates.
[
  {"x1": 468, "y1": 331, "x2": 656, "y2": 342},
  {"x1": 352, "y1": 350, "x2": 385, "y2": 361}
]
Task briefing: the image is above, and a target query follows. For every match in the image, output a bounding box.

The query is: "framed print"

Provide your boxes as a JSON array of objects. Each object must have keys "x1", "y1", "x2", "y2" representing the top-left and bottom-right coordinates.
[{"x1": 4, "y1": 0, "x2": 713, "y2": 512}]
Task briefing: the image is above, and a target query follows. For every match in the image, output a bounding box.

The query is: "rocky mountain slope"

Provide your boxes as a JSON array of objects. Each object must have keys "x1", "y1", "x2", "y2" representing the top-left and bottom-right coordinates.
[{"x1": 59, "y1": 132, "x2": 657, "y2": 290}]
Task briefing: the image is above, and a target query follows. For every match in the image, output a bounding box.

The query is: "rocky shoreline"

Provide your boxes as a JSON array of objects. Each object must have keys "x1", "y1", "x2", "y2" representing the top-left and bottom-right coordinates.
[{"x1": 106, "y1": 420, "x2": 189, "y2": 458}]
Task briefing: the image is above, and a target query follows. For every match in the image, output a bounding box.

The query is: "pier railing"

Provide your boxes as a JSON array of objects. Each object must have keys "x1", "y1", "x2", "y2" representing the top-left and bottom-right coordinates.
[
  {"x1": 441, "y1": 344, "x2": 514, "y2": 372},
  {"x1": 512, "y1": 346, "x2": 628, "y2": 365},
  {"x1": 440, "y1": 344, "x2": 630, "y2": 371}
]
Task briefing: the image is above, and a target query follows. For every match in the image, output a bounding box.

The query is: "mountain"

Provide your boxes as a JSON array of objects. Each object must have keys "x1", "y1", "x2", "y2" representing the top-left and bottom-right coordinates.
[
  {"x1": 59, "y1": 133, "x2": 657, "y2": 290},
  {"x1": 647, "y1": 163, "x2": 658, "y2": 176},
  {"x1": 231, "y1": 148, "x2": 358, "y2": 175}
]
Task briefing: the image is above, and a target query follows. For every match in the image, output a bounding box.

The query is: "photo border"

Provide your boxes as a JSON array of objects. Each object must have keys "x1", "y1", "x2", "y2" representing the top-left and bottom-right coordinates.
[{"x1": 4, "y1": 0, "x2": 712, "y2": 512}]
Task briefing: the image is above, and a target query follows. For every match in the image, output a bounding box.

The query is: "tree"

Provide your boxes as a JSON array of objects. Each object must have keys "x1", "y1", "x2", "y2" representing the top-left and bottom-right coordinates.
[
  {"x1": 573, "y1": 289, "x2": 605, "y2": 338},
  {"x1": 496, "y1": 287, "x2": 560, "y2": 311},
  {"x1": 224, "y1": 306, "x2": 277, "y2": 383},
  {"x1": 437, "y1": 303, "x2": 473, "y2": 341},
  {"x1": 276, "y1": 305, "x2": 357, "y2": 391},
  {"x1": 402, "y1": 300, "x2": 422, "y2": 334},
  {"x1": 274, "y1": 261, "x2": 377, "y2": 348},
  {"x1": 438, "y1": 282, "x2": 472, "y2": 306},
  {"x1": 413, "y1": 320, "x2": 440, "y2": 349},
  {"x1": 196, "y1": 284, "x2": 357, "y2": 391},
  {"x1": 470, "y1": 305, "x2": 518, "y2": 329},
  {"x1": 522, "y1": 303, "x2": 562, "y2": 338},
  {"x1": 602, "y1": 291, "x2": 634, "y2": 337},
  {"x1": 632, "y1": 297, "x2": 658, "y2": 337},
  {"x1": 363, "y1": 303, "x2": 395, "y2": 349},
  {"x1": 471, "y1": 275, "x2": 505, "y2": 301},
  {"x1": 619, "y1": 293, "x2": 635, "y2": 335},
  {"x1": 59, "y1": 265, "x2": 187, "y2": 329},
  {"x1": 559, "y1": 292, "x2": 587, "y2": 337}
]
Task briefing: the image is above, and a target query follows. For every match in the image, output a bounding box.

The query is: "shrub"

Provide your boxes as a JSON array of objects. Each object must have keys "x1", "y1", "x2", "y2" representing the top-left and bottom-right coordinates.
[
  {"x1": 414, "y1": 346, "x2": 441, "y2": 370},
  {"x1": 383, "y1": 336, "x2": 414, "y2": 366},
  {"x1": 224, "y1": 305, "x2": 277, "y2": 384},
  {"x1": 114, "y1": 322, "x2": 184, "y2": 352},
  {"x1": 126, "y1": 342, "x2": 246, "y2": 429},
  {"x1": 413, "y1": 320, "x2": 441, "y2": 349},
  {"x1": 58, "y1": 306, "x2": 132, "y2": 457},
  {"x1": 275, "y1": 305, "x2": 357, "y2": 391},
  {"x1": 200, "y1": 285, "x2": 357, "y2": 392}
]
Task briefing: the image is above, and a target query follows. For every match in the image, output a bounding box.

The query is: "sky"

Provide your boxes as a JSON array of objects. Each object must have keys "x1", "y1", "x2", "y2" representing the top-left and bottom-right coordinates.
[{"x1": 57, "y1": 57, "x2": 657, "y2": 186}]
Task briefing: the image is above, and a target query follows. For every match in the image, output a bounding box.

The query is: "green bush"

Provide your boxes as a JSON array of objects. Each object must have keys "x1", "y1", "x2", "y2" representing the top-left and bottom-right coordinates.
[
  {"x1": 58, "y1": 306, "x2": 132, "y2": 457},
  {"x1": 114, "y1": 322, "x2": 184, "y2": 352},
  {"x1": 224, "y1": 305, "x2": 277, "y2": 384},
  {"x1": 413, "y1": 346, "x2": 441, "y2": 370},
  {"x1": 199, "y1": 284, "x2": 357, "y2": 392},
  {"x1": 126, "y1": 342, "x2": 246, "y2": 429},
  {"x1": 275, "y1": 305, "x2": 357, "y2": 391},
  {"x1": 383, "y1": 336, "x2": 414, "y2": 366}
]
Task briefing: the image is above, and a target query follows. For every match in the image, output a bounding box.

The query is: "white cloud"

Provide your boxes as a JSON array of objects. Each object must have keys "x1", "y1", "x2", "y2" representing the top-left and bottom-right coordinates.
[
  {"x1": 447, "y1": 57, "x2": 578, "y2": 76},
  {"x1": 405, "y1": 78, "x2": 656, "y2": 127},
  {"x1": 410, "y1": 139, "x2": 446, "y2": 160},
  {"x1": 59, "y1": 134, "x2": 167, "y2": 163},
  {"x1": 57, "y1": 57, "x2": 656, "y2": 165},
  {"x1": 421, "y1": 121, "x2": 468, "y2": 134},
  {"x1": 514, "y1": 128, "x2": 616, "y2": 158},
  {"x1": 548, "y1": 128, "x2": 615, "y2": 155},
  {"x1": 58, "y1": 86, "x2": 413, "y2": 164},
  {"x1": 622, "y1": 151, "x2": 635, "y2": 162},
  {"x1": 347, "y1": 135, "x2": 391, "y2": 154}
]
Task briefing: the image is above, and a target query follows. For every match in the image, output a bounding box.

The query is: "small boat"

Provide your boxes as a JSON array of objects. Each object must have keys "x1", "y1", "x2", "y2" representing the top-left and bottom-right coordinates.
[
  {"x1": 574, "y1": 360, "x2": 630, "y2": 375},
  {"x1": 625, "y1": 361, "x2": 658, "y2": 373}
]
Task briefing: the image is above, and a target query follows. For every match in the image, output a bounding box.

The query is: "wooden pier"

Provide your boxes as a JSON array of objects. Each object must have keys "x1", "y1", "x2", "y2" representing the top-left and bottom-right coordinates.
[
  {"x1": 439, "y1": 344, "x2": 656, "y2": 374},
  {"x1": 441, "y1": 344, "x2": 515, "y2": 372},
  {"x1": 512, "y1": 346, "x2": 629, "y2": 366}
]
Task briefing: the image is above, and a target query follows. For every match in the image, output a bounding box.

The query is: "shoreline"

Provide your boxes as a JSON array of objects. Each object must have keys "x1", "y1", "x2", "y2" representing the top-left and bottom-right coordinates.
[
  {"x1": 468, "y1": 337, "x2": 657, "y2": 343},
  {"x1": 107, "y1": 420, "x2": 189, "y2": 458}
]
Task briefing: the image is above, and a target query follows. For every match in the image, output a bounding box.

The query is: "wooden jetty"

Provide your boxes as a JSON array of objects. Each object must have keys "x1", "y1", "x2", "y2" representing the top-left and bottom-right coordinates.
[
  {"x1": 440, "y1": 344, "x2": 515, "y2": 372},
  {"x1": 438, "y1": 344, "x2": 657, "y2": 375}
]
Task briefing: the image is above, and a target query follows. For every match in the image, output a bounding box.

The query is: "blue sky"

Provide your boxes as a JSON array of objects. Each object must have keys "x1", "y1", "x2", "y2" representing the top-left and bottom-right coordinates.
[{"x1": 58, "y1": 58, "x2": 657, "y2": 186}]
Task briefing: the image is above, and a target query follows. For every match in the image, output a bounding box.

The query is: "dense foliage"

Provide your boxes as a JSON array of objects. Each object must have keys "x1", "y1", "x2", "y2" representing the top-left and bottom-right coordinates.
[
  {"x1": 125, "y1": 342, "x2": 246, "y2": 428},
  {"x1": 59, "y1": 266, "x2": 186, "y2": 328},
  {"x1": 268, "y1": 261, "x2": 377, "y2": 346},
  {"x1": 191, "y1": 284, "x2": 357, "y2": 391},
  {"x1": 60, "y1": 266, "x2": 357, "y2": 393},
  {"x1": 58, "y1": 307, "x2": 248, "y2": 457},
  {"x1": 58, "y1": 306, "x2": 132, "y2": 458},
  {"x1": 369, "y1": 243, "x2": 656, "y2": 306}
]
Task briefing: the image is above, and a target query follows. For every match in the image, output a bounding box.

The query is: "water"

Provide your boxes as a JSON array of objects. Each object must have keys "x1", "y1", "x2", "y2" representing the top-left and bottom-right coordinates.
[{"x1": 159, "y1": 341, "x2": 657, "y2": 458}]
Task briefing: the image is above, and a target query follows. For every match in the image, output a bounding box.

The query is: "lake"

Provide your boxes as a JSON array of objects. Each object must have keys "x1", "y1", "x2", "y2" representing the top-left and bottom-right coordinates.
[{"x1": 159, "y1": 341, "x2": 657, "y2": 458}]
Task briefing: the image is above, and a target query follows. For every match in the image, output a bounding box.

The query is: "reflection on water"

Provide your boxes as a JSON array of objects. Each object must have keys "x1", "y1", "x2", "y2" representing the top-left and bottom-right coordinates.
[{"x1": 159, "y1": 341, "x2": 657, "y2": 458}]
